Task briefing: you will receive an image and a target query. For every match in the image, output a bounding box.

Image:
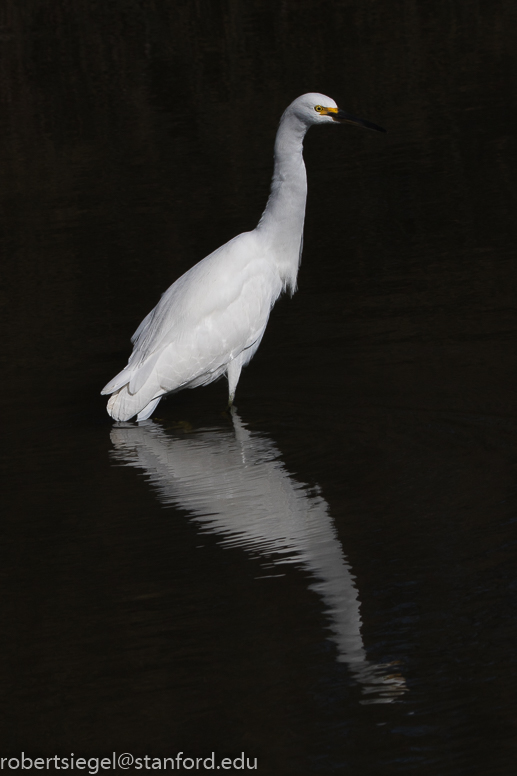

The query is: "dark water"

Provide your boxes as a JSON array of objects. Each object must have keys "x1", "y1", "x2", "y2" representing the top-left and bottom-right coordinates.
[{"x1": 2, "y1": 0, "x2": 517, "y2": 773}]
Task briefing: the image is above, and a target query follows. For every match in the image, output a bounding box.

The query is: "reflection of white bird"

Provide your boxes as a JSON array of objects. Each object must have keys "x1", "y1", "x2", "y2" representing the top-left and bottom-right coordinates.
[
  {"x1": 102, "y1": 93, "x2": 385, "y2": 421},
  {"x1": 110, "y1": 412, "x2": 405, "y2": 703}
]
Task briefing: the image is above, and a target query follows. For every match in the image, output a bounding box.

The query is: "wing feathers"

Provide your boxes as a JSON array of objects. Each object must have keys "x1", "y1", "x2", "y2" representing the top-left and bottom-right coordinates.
[
  {"x1": 104, "y1": 230, "x2": 285, "y2": 420},
  {"x1": 128, "y1": 350, "x2": 162, "y2": 394},
  {"x1": 101, "y1": 366, "x2": 134, "y2": 395}
]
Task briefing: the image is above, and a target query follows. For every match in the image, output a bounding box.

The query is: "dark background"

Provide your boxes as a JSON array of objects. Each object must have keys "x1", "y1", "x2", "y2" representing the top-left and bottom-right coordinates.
[{"x1": 1, "y1": 0, "x2": 517, "y2": 774}]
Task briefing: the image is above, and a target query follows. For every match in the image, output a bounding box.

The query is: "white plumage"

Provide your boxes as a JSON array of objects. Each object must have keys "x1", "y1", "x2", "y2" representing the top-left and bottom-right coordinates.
[{"x1": 102, "y1": 92, "x2": 384, "y2": 421}]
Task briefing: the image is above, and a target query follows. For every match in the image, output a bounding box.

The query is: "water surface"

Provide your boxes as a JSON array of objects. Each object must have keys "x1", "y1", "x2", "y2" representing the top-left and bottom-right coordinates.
[{"x1": 2, "y1": 1, "x2": 517, "y2": 773}]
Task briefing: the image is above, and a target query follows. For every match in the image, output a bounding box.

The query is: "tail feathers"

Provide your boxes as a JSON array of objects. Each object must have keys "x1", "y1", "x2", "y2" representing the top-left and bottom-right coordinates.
[
  {"x1": 136, "y1": 396, "x2": 162, "y2": 421},
  {"x1": 107, "y1": 384, "x2": 164, "y2": 422},
  {"x1": 103, "y1": 350, "x2": 169, "y2": 421}
]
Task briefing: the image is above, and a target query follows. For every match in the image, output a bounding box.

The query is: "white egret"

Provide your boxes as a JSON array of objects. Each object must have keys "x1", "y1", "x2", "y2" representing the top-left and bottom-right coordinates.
[{"x1": 102, "y1": 93, "x2": 385, "y2": 421}]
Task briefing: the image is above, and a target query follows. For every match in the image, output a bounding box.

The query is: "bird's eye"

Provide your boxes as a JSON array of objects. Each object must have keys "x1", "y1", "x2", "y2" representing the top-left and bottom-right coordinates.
[{"x1": 314, "y1": 105, "x2": 323, "y2": 112}]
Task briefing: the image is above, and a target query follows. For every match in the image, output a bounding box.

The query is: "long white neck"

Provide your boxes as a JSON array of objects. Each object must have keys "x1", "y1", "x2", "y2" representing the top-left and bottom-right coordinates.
[{"x1": 256, "y1": 109, "x2": 309, "y2": 293}]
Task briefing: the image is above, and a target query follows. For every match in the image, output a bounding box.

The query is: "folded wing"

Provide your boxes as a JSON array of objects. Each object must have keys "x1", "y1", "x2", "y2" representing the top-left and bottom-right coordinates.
[{"x1": 102, "y1": 232, "x2": 283, "y2": 421}]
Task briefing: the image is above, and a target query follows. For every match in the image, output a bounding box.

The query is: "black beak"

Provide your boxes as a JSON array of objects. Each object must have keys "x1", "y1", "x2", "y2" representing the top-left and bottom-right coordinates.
[{"x1": 334, "y1": 108, "x2": 386, "y2": 133}]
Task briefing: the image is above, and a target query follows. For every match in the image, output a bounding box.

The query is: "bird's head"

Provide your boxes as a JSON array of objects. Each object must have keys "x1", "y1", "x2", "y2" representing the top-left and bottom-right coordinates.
[{"x1": 290, "y1": 92, "x2": 386, "y2": 133}]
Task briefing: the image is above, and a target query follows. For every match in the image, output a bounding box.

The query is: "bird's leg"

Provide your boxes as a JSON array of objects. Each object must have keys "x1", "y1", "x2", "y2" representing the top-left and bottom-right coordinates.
[
  {"x1": 227, "y1": 356, "x2": 243, "y2": 409},
  {"x1": 227, "y1": 384, "x2": 237, "y2": 410}
]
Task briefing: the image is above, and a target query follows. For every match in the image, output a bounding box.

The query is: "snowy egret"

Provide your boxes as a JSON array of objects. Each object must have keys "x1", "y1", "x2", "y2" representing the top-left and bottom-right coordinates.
[{"x1": 102, "y1": 93, "x2": 385, "y2": 421}]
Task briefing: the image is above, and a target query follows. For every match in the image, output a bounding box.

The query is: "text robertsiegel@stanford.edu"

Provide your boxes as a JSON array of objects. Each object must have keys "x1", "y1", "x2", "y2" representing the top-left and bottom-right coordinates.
[{"x1": 0, "y1": 752, "x2": 258, "y2": 773}]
